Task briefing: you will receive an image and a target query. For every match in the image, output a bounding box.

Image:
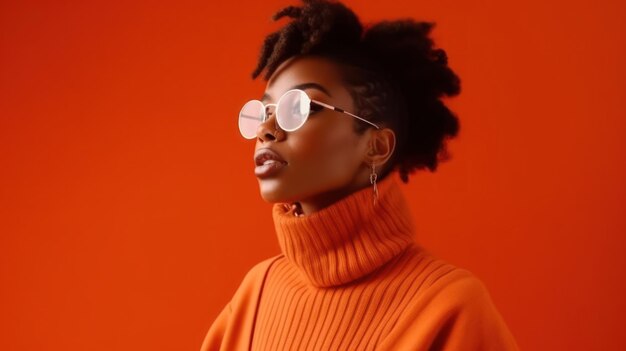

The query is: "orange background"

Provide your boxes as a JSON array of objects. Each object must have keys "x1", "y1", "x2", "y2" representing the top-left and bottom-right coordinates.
[{"x1": 1, "y1": 0, "x2": 625, "y2": 350}]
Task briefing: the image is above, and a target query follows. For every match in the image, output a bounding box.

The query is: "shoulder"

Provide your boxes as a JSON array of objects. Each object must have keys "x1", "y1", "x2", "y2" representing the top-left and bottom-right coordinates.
[
  {"x1": 379, "y1": 251, "x2": 519, "y2": 349},
  {"x1": 242, "y1": 254, "x2": 283, "y2": 281},
  {"x1": 401, "y1": 246, "x2": 493, "y2": 307},
  {"x1": 426, "y1": 267, "x2": 493, "y2": 308},
  {"x1": 229, "y1": 254, "x2": 284, "y2": 306},
  {"x1": 408, "y1": 248, "x2": 497, "y2": 313}
]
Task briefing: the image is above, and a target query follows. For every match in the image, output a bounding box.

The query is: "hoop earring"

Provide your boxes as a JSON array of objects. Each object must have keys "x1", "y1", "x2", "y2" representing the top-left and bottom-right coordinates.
[{"x1": 370, "y1": 162, "x2": 379, "y2": 206}]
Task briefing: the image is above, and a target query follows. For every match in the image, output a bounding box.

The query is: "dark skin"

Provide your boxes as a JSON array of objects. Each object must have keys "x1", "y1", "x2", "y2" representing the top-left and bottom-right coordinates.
[{"x1": 254, "y1": 55, "x2": 396, "y2": 215}]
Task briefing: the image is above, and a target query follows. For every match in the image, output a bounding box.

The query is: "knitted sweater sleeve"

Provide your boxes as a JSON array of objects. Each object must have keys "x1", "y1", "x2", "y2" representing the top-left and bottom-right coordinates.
[
  {"x1": 199, "y1": 256, "x2": 280, "y2": 351},
  {"x1": 378, "y1": 269, "x2": 520, "y2": 351},
  {"x1": 200, "y1": 302, "x2": 232, "y2": 351}
]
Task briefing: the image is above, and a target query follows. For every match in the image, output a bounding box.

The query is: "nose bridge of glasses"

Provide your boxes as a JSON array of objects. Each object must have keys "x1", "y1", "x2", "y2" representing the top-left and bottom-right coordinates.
[{"x1": 265, "y1": 102, "x2": 277, "y2": 113}]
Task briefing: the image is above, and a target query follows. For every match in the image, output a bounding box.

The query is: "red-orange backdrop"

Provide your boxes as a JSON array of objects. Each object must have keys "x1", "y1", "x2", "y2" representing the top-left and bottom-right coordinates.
[{"x1": 1, "y1": 0, "x2": 625, "y2": 350}]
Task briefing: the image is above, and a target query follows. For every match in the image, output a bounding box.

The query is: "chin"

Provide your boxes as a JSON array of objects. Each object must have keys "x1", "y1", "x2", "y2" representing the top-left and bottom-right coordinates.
[{"x1": 257, "y1": 180, "x2": 291, "y2": 204}]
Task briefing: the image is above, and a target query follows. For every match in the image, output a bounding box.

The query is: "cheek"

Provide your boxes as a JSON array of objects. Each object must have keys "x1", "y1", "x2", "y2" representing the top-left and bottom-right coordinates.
[{"x1": 289, "y1": 120, "x2": 361, "y2": 172}]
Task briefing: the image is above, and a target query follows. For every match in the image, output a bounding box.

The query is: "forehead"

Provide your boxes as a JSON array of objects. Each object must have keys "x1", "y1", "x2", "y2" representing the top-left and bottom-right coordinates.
[{"x1": 264, "y1": 55, "x2": 347, "y2": 100}]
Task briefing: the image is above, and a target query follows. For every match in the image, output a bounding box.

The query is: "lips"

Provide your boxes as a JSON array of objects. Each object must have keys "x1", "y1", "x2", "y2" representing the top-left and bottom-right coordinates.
[
  {"x1": 254, "y1": 148, "x2": 287, "y2": 166},
  {"x1": 254, "y1": 148, "x2": 287, "y2": 178}
]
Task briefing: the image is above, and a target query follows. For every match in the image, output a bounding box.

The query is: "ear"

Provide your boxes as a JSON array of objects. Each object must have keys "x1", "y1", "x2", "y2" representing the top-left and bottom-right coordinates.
[{"x1": 365, "y1": 127, "x2": 396, "y2": 168}]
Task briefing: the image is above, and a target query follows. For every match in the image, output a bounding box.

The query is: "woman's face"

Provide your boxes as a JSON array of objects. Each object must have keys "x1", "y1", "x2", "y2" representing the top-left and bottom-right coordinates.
[{"x1": 254, "y1": 55, "x2": 374, "y2": 214}]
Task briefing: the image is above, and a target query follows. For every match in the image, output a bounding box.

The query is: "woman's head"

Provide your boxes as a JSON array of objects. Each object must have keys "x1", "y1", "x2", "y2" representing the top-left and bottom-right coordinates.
[{"x1": 248, "y1": 0, "x2": 460, "y2": 212}]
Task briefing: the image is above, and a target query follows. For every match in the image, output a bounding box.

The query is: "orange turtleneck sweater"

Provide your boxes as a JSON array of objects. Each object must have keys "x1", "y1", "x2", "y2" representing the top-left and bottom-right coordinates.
[{"x1": 201, "y1": 171, "x2": 519, "y2": 351}]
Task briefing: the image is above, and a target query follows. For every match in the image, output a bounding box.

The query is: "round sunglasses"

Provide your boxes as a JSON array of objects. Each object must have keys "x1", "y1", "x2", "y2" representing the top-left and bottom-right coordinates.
[{"x1": 238, "y1": 89, "x2": 380, "y2": 139}]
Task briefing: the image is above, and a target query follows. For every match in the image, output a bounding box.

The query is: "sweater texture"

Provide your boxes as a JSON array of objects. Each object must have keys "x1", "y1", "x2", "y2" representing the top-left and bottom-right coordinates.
[{"x1": 201, "y1": 170, "x2": 519, "y2": 350}]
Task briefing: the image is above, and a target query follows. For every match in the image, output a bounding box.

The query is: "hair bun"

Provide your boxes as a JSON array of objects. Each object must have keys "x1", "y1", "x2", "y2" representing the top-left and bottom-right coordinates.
[{"x1": 362, "y1": 20, "x2": 460, "y2": 99}]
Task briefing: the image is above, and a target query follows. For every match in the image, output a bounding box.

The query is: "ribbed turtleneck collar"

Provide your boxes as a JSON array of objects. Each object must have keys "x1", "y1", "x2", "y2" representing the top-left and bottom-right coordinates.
[{"x1": 272, "y1": 171, "x2": 417, "y2": 288}]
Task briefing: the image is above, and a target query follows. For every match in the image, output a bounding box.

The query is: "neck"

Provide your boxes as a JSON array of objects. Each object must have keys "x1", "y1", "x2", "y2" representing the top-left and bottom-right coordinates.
[
  {"x1": 293, "y1": 171, "x2": 372, "y2": 216},
  {"x1": 272, "y1": 170, "x2": 417, "y2": 287}
]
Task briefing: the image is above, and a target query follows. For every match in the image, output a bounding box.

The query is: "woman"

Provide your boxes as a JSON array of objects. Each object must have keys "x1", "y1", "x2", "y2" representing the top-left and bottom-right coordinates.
[{"x1": 202, "y1": 0, "x2": 519, "y2": 350}]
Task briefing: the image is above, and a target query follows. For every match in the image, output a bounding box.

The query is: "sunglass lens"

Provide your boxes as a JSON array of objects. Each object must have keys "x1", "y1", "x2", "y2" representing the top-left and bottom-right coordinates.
[
  {"x1": 239, "y1": 100, "x2": 265, "y2": 139},
  {"x1": 277, "y1": 90, "x2": 310, "y2": 131}
]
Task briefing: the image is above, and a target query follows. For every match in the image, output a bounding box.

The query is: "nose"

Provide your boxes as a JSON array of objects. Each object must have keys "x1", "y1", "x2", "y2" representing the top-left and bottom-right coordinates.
[{"x1": 256, "y1": 109, "x2": 284, "y2": 142}]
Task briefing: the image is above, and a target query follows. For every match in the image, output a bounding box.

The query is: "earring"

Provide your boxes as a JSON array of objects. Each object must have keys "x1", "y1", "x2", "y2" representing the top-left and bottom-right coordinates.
[{"x1": 370, "y1": 162, "x2": 378, "y2": 206}]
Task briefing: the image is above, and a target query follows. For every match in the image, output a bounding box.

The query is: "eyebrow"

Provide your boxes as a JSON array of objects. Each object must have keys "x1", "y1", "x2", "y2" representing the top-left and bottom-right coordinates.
[{"x1": 261, "y1": 82, "x2": 332, "y2": 102}]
